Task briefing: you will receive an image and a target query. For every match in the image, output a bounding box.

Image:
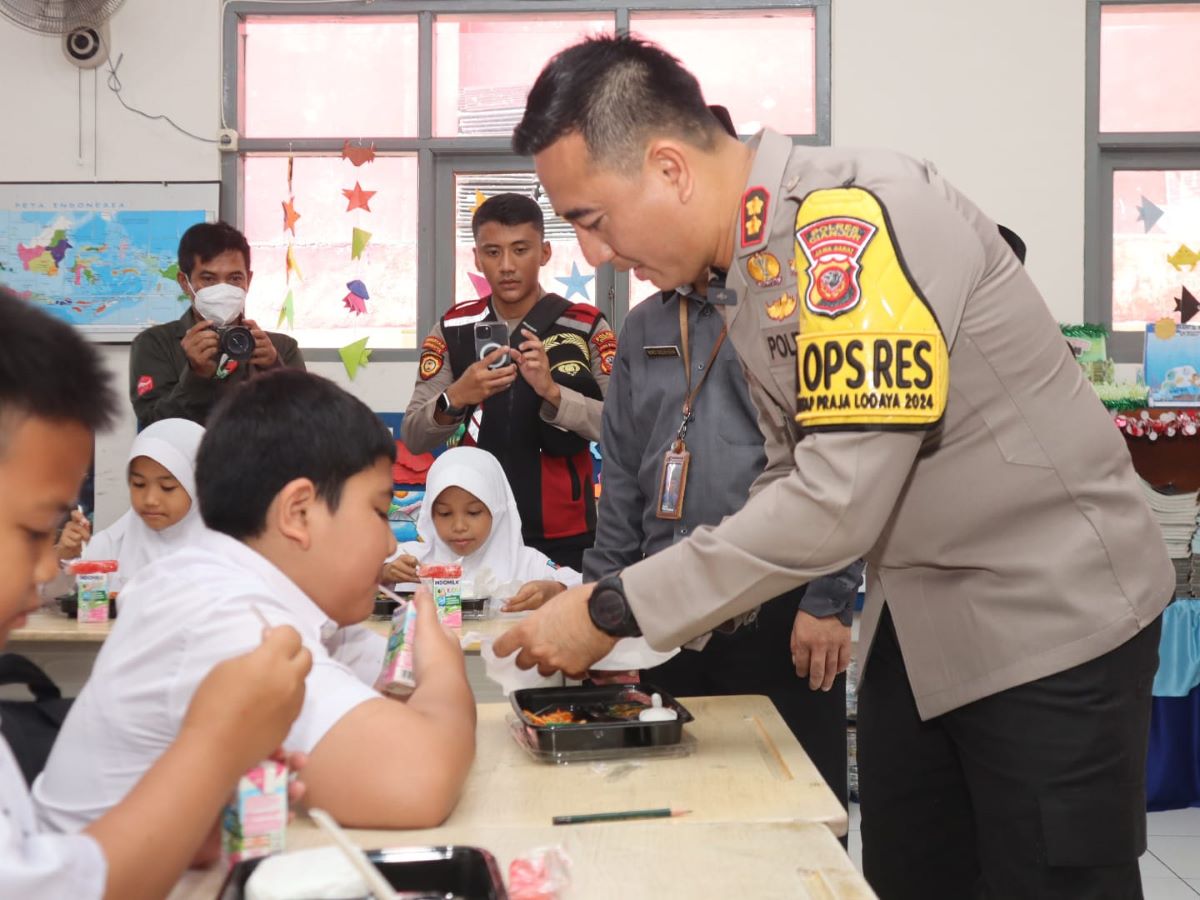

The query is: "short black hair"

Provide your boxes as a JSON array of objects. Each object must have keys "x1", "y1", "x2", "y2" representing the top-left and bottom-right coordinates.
[
  {"x1": 0, "y1": 288, "x2": 116, "y2": 455},
  {"x1": 513, "y1": 34, "x2": 720, "y2": 171},
  {"x1": 178, "y1": 221, "x2": 252, "y2": 280},
  {"x1": 471, "y1": 193, "x2": 545, "y2": 239},
  {"x1": 196, "y1": 369, "x2": 396, "y2": 540}
]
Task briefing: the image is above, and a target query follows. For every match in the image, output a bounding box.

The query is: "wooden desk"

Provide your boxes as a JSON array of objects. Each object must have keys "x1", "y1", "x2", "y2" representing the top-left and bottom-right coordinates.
[
  {"x1": 10, "y1": 610, "x2": 111, "y2": 643},
  {"x1": 170, "y1": 820, "x2": 874, "y2": 899}
]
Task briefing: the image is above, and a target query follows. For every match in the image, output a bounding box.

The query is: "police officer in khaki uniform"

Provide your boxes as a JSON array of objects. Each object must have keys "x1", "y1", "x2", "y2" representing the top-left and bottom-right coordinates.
[{"x1": 495, "y1": 36, "x2": 1172, "y2": 899}]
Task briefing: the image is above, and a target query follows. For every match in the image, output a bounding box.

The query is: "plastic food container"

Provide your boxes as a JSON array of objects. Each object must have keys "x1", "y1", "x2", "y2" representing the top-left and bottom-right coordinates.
[
  {"x1": 511, "y1": 683, "x2": 694, "y2": 755},
  {"x1": 217, "y1": 845, "x2": 508, "y2": 899}
]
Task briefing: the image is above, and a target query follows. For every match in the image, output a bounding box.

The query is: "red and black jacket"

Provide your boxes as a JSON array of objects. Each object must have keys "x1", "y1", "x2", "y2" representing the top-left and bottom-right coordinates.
[{"x1": 442, "y1": 293, "x2": 602, "y2": 545}]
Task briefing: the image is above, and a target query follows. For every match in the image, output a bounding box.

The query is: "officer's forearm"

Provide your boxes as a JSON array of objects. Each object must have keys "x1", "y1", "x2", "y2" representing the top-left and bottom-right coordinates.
[{"x1": 540, "y1": 385, "x2": 602, "y2": 442}]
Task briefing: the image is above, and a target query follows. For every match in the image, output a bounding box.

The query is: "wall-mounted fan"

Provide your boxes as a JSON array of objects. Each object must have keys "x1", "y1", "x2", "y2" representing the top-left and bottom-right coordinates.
[{"x1": 0, "y1": 0, "x2": 127, "y2": 69}]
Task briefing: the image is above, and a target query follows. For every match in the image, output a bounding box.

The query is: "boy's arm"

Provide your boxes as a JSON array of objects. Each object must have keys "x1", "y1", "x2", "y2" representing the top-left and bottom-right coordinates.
[
  {"x1": 84, "y1": 627, "x2": 310, "y2": 900},
  {"x1": 300, "y1": 592, "x2": 476, "y2": 828}
]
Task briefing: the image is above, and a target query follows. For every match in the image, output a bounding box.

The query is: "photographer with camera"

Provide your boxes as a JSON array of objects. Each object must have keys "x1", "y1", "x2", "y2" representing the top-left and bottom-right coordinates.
[
  {"x1": 402, "y1": 194, "x2": 612, "y2": 570},
  {"x1": 129, "y1": 222, "x2": 305, "y2": 430}
]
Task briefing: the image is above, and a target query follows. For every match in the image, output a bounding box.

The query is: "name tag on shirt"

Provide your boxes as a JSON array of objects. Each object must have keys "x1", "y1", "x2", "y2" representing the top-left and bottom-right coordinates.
[{"x1": 644, "y1": 345, "x2": 681, "y2": 358}]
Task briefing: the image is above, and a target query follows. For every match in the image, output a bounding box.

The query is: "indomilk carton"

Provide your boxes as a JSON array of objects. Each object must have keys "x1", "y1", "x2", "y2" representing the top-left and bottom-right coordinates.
[
  {"x1": 419, "y1": 563, "x2": 462, "y2": 629},
  {"x1": 221, "y1": 758, "x2": 288, "y2": 866},
  {"x1": 376, "y1": 600, "x2": 418, "y2": 697}
]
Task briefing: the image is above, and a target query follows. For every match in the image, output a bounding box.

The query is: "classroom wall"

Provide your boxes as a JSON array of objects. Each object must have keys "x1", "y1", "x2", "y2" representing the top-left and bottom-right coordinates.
[{"x1": 0, "y1": 0, "x2": 1087, "y2": 528}]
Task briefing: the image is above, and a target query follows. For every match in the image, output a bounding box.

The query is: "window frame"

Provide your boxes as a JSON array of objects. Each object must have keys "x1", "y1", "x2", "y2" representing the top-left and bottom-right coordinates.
[
  {"x1": 1085, "y1": 0, "x2": 1200, "y2": 362},
  {"x1": 222, "y1": 0, "x2": 832, "y2": 360}
]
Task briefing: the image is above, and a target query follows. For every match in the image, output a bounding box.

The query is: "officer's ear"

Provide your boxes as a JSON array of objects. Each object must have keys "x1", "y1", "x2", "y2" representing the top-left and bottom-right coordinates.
[
  {"x1": 645, "y1": 139, "x2": 693, "y2": 207},
  {"x1": 540, "y1": 241, "x2": 551, "y2": 267}
]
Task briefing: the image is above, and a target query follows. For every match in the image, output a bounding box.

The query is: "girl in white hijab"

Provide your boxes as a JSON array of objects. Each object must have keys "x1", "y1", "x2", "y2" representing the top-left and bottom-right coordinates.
[
  {"x1": 384, "y1": 446, "x2": 578, "y2": 608},
  {"x1": 46, "y1": 418, "x2": 209, "y2": 597}
]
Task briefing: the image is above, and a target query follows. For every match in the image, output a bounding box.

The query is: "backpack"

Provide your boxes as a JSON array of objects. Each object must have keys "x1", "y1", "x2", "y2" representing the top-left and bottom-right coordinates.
[{"x1": 0, "y1": 653, "x2": 73, "y2": 784}]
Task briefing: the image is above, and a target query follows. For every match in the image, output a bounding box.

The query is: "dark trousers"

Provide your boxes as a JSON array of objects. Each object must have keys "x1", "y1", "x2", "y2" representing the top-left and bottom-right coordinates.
[
  {"x1": 858, "y1": 606, "x2": 1162, "y2": 900},
  {"x1": 529, "y1": 532, "x2": 592, "y2": 572},
  {"x1": 640, "y1": 593, "x2": 849, "y2": 810}
]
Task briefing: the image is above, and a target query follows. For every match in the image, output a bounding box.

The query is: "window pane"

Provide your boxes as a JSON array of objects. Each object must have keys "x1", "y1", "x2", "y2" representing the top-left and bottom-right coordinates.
[
  {"x1": 434, "y1": 15, "x2": 612, "y2": 137},
  {"x1": 630, "y1": 9, "x2": 816, "y2": 135},
  {"x1": 1100, "y1": 4, "x2": 1200, "y2": 133},
  {"x1": 243, "y1": 17, "x2": 419, "y2": 138},
  {"x1": 451, "y1": 173, "x2": 598, "y2": 312},
  {"x1": 243, "y1": 155, "x2": 418, "y2": 349},
  {"x1": 1112, "y1": 169, "x2": 1200, "y2": 332}
]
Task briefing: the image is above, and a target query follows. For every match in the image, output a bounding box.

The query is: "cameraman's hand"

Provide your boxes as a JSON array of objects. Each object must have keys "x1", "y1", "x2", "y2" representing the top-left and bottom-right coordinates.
[
  {"x1": 515, "y1": 327, "x2": 561, "y2": 407},
  {"x1": 445, "y1": 346, "x2": 517, "y2": 408},
  {"x1": 181, "y1": 318, "x2": 220, "y2": 379},
  {"x1": 243, "y1": 319, "x2": 279, "y2": 369}
]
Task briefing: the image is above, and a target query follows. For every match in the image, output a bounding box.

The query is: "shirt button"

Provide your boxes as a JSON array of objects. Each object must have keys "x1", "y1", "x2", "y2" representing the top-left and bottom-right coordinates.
[
  {"x1": 680, "y1": 527, "x2": 689, "y2": 535},
  {"x1": 697, "y1": 363, "x2": 704, "y2": 370}
]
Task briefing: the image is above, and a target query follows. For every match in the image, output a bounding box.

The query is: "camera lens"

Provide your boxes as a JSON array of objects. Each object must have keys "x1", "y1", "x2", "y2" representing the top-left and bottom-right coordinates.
[{"x1": 220, "y1": 325, "x2": 255, "y2": 362}]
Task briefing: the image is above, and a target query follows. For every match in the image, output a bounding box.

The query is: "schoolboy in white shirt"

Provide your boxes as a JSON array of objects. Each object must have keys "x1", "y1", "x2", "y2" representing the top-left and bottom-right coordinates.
[
  {"x1": 0, "y1": 289, "x2": 312, "y2": 900},
  {"x1": 36, "y1": 369, "x2": 477, "y2": 834}
]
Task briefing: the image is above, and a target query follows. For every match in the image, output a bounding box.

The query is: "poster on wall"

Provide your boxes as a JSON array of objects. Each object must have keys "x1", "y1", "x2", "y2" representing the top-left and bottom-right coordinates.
[
  {"x1": 0, "y1": 181, "x2": 219, "y2": 338},
  {"x1": 1145, "y1": 323, "x2": 1200, "y2": 407}
]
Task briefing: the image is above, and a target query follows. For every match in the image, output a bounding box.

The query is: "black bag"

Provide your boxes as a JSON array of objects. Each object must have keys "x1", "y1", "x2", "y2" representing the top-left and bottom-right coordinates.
[{"x1": 0, "y1": 653, "x2": 73, "y2": 784}]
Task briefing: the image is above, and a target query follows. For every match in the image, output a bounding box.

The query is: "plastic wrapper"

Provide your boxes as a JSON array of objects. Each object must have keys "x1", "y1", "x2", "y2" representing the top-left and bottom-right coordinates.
[{"x1": 507, "y1": 845, "x2": 571, "y2": 900}]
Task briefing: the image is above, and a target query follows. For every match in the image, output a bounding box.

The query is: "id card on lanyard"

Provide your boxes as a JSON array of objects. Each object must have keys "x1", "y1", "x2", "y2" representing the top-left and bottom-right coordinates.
[{"x1": 656, "y1": 296, "x2": 727, "y2": 520}]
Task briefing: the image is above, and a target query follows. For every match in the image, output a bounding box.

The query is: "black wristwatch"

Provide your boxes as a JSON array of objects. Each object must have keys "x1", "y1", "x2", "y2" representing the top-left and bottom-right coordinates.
[
  {"x1": 436, "y1": 391, "x2": 467, "y2": 418},
  {"x1": 588, "y1": 574, "x2": 642, "y2": 638}
]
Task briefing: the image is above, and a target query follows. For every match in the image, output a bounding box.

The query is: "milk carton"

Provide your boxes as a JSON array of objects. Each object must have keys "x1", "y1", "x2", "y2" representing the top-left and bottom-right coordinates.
[
  {"x1": 70, "y1": 560, "x2": 117, "y2": 623},
  {"x1": 221, "y1": 758, "x2": 288, "y2": 866},
  {"x1": 418, "y1": 563, "x2": 462, "y2": 629},
  {"x1": 376, "y1": 600, "x2": 418, "y2": 697}
]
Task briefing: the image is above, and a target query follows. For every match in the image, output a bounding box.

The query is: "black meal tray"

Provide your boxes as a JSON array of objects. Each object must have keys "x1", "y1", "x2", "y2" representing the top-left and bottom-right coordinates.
[
  {"x1": 511, "y1": 683, "x2": 694, "y2": 754},
  {"x1": 216, "y1": 845, "x2": 507, "y2": 899}
]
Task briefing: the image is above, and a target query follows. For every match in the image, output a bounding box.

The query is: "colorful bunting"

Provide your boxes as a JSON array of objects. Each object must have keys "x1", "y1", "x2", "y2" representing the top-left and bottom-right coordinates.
[
  {"x1": 1137, "y1": 195, "x2": 1164, "y2": 233},
  {"x1": 1176, "y1": 286, "x2": 1199, "y2": 324},
  {"x1": 351, "y1": 227, "x2": 372, "y2": 261},
  {"x1": 286, "y1": 244, "x2": 303, "y2": 282},
  {"x1": 277, "y1": 289, "x2": 294, "y2": 329},
  {"x1": 343, "y1": 279, "x2": 369, "y2": 315},
  {"x1": 472, "y1": 190, "x2": 487, "y2": 214},
  {"x1": 339, "y1": 336, "x2": 372, "y2": 380},
  {"x1": 342, "y1": 140, "x2": 376, "y2": 167},
  {"x1": 342, "y1": 182, "x2": 376, "y2": 213},
  {"x1": 555, "y1": 261, "x2": 594, "y2": 301},
  {"x1": 282, "y1": 198, "x2": 301, "y2": 235},
  {"x1": 468, "y1": 272, "x2": 490, "y2": 299}
]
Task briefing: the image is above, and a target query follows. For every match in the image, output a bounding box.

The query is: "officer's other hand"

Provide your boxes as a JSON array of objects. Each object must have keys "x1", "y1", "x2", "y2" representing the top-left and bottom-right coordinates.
[
  {"x1": 492, "y1": 584, "x2": 617, "y2": 679},
  {"x1": 790, "y1": 610, "x2": 851, "y2": 692},
  {"x1": 181, "y1": 318, "x2": 220, "y2": 379},
  {"x1": 447, "y1": 347, "x2": 518, "y2": 407},
  {"x1": 514, "y1": 327, "x2": 562, "y2": 406},
  {"x1": 243, "y1": 319, "x2": 279, "y2": 368}
]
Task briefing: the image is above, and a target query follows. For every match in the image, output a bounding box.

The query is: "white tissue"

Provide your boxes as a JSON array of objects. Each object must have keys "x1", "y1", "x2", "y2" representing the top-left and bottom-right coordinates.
[
  {"x1": 480, "y1": 638, "x2": 562, "y2": 695},
  {"x1": 244, "y1": 846, "x2": 367, "y2": 900},
  {"x1": 592, "y1": 637, "x2": 679, "y2": 672}
]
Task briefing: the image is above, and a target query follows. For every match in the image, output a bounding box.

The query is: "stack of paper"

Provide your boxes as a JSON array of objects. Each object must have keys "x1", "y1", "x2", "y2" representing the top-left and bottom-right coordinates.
[{"x1": 1140, "y1": 481, "x2": 1199, "y2": 597}]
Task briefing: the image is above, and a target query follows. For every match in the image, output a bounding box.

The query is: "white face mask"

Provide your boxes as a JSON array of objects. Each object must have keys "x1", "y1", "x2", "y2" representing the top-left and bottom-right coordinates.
[{"x1": 188, "y1": 280, "x2": 246, "y2": 327}]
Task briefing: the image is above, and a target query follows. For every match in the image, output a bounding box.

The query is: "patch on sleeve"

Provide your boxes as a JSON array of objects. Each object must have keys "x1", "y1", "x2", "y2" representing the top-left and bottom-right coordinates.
[
  {"x1": 793, "y1": 187, "x2": 949, "y2": 431},
  {"x1": 136, "y1": 374, "x2": 154, "y2": 397},
  {"x1": 591, "y1": 328, "x2": 617, "y2": 376},
  {"x1": 419, "y1": 335, "x2": 447, "y2": 381}
]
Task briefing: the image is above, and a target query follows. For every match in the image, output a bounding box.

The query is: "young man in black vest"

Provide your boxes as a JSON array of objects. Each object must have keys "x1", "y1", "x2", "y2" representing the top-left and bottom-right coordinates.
[{"x1": 402, "y1": 194, "x2": 612, "y2": 570}]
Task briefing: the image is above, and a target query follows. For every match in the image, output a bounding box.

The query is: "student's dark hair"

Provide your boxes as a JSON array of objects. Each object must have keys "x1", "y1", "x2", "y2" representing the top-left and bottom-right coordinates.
[
  {"x1": 471, "y1": 193, "x2": 544, "y2": 238},
  {"x1": 177, "y1": 221, "x2": 252, "y2": 280},
  {"x1": 196, "y1": 369, "x2": 396, "y2": 540},
  {"x1": 0, "y1": 288, "x2": 116, "y2": 455},
  {"x1": 512, "y1": 35, "x2": 721, "y2": 172}
]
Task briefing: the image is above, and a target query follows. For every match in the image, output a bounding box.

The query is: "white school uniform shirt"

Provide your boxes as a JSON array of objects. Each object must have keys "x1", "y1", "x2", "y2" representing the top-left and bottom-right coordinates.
[
  {"x1": 0, "y1": 724, "x2": 106, "y2": 898},
  {"x1": 32, "y1": 529, "x2": 385, "y2": 834}
]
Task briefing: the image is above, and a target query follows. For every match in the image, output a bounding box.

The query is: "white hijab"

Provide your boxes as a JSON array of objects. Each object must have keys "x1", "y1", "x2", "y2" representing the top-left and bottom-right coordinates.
[
  {"x1": 411, "y1": 447, "x2": 524, "y2": 583},
  {"x1": 86, "y1": 418, "x2": 209, "y2": 581}
]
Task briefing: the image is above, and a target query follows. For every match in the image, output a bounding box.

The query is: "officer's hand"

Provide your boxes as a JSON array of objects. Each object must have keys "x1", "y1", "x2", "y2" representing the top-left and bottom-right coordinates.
[
  {"x1": 55, "y1": 509, "x2": 91, "y2": 560},
  {"x1": 446, "y1": 347, "x2": 518, "y2": 408},
  {"x1": 502, "y1": 579, "x2": 565, "y2": 612},
  {"x1": 492, "y1": 584, "x2": 617, "y2": 679},
  {"x1": 243, "y1": 319, "x2": 279, "y2": 369},
  {"x1": 181, "y1": 318, "x2": 220, "y2": 379},
  {"x1": 514, "y1": 327, "x2": 562, "y2": 407},
  {"x1": 790, "y1": 610, "x2": 851, "y2": 692},
  {"x1": 381, "y1": 554, "x2": 420, "y2": 585}
]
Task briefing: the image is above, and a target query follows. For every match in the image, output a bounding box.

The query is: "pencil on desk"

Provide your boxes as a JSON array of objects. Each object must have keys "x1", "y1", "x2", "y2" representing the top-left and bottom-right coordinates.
[{"x1": 552, "y1": 808, "x2": 691, "y2": 826}]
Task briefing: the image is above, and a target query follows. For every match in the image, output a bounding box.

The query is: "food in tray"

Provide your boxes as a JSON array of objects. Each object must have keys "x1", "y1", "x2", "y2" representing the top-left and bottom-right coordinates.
[
  {"x1": 523, "y1": 690, "x2": 670, "y2": 727},
  {"x1": 526, "y1": 707, "x2": 582, "y2": 726}
]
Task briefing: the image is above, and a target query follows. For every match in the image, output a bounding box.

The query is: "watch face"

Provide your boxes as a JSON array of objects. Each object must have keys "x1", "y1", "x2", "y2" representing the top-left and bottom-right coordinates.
[{"x1": 590, "y1": 587, "x2": 627, "y2": 631}]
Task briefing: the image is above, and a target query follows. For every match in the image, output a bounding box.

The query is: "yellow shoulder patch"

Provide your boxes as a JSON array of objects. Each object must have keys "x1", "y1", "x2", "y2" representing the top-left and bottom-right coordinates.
[{"x1": 793, "y1": 187, "x2": 948, "y2": 430}]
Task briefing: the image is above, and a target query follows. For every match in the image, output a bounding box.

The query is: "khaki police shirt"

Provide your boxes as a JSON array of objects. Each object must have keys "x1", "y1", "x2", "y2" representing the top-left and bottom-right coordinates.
[{"x1": 622, "y1": 128, "x2": 1173, "y2": 720}]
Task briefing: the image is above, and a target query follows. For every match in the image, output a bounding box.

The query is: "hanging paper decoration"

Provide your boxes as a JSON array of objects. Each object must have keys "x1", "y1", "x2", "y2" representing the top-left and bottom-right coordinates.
[
  {"x1": 1168, "y1": 244, "x2": 1200, "y2": 271},
  {"x1": 286, "y1": 244, "x2": 303, "y2": 282},
  {"x1": 343, "y1": 279, "x2": 369, "y2": 315},
  {"x1": 287, "y1": 155, "x2": 294, "y2": 194},
  {"x1": 282, "y1": 198, "x2": 301, "y2": 235},
  {"x1": 1137, "y1": 195, "x2": 1165, "y2": 233},
  {"x1": 1115, "y1": 409, "x2": 1199, "y2": 440},
  {"x1": 555, "y1": 261, "x2": 594, "y2": 301},
  {"x1": 472, "y1": 190, "x2": 487, "y2": 214},
  {"x1": 339, "y1": 336, "x2": 372, "y2": 380},
  {"x1": 277, "y1": 289, "x2": 295, "y2": 329},
  {"x1": 342, "y1": 140, "x2": 376, "y2": 167},
  {"x1": 351, "y1": 227, "x2": 372, "y2": 261},
  {"x1": 1176, "y1": 287, "x2": 1199, "y2": 324},
  {"x1": 342, "y1": 182, "x2": 376, "y2": 213},
  {"x1": 468, "y1": 272, "x2": 490, "y2": 299}
]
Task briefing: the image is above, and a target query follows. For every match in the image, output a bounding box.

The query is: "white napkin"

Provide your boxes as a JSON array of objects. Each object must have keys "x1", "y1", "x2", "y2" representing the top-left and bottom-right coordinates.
[
  {"x1": 480, "y1": 638, "x2": 562, "y2": 695},
  {"x1": 592, "y1": 637, "x2": 680, "y2": 672}
]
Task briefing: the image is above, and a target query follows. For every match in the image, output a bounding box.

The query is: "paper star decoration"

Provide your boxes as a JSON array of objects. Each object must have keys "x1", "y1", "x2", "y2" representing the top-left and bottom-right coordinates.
[
  {"x1": 282, "y1": 198, "x2": 301, "y2": 235},
  {"x1": 342, "y1": 182, "x2": 376, "y2": 213},
  {"x1": 342, "y1": 140, "x2": 376, "y2": 167},
  {"x1": 339, "y1": 336, "x2": 372, "y2": 380},
  {"x1": 1137, "y1": 195, "x2": 1164, "y2": 233},
  {"x1": 555, "y1": 262, "x2": 594, "y2": 301},
  {"x1": 343, "y1": 279, "x2": 369, "y2": 315},
  {"x1": 285, "y1": 244, "x2": 303, "y2": 282},
  {"x1": 351, "y1": 227, "x2": 372, "y2": 260},
  {"x1": 277, "y1": 289, "x2": 295, "y2": 329},
  {"x1": 1176, "y1": 286, "x2": 1199, "y2": 324},
  {"x1": 468, "y1": 272, "x2": 491, "y2": 299},
  {"x1": 472, "y1": 190, "x2": 487, "y2": 214}
]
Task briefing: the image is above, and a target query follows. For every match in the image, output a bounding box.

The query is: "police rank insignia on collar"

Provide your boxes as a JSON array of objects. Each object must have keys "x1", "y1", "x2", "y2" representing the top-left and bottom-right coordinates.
[
  {"x1": 740, "y1": 186, "x2": 770, "y2": 248},
  {"x1": 746, "y1": 250, "x2": 782, "y2": 288}
]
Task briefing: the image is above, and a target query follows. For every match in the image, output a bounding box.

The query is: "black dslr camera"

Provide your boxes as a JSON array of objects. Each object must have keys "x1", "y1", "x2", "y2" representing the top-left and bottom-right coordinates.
[{"x1": 214, "y1": 323, "x2": 255, "y2": 362}]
